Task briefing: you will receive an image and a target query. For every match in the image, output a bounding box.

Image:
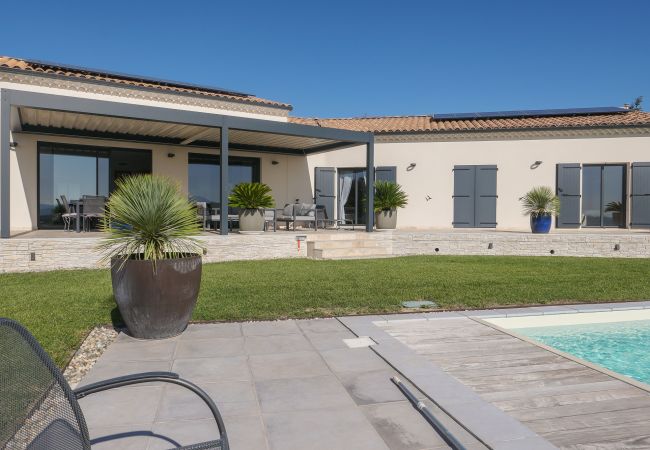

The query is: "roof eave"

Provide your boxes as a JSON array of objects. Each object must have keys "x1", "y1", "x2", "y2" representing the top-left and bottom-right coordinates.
[{"x1": 0, "y1": 66, "x2": 293, "y2": 111}]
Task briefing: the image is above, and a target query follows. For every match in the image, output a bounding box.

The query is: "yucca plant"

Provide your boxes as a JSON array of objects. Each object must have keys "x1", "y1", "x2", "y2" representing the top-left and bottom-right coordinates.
[
  {"x1": 374, "y1": 180, "x2": 408, "y2": 212},
  {"x1": 98, "y1": 174, "x2": 203, "y2": 268},
  {"x1": 228, "y1": 182, "x2": 275, "y2": 209},
  {"x1": 521, "y1": 186, "x2": 560, "y2": 217}
]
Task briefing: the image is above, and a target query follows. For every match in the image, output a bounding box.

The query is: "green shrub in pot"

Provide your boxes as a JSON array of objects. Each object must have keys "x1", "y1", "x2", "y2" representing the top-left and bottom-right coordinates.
[
  {"x1": 374, "y1": 181, "x2": 408, "y2": 229},
  {"x1": 98, "y1": 174, "x2": 204, "y2": 339},
  {"x1": 521, "y1": 186, "x2": 560, "y2": 233},
  {"x1": 228, "y1": 182, "x2": 275, "y2": 232}
]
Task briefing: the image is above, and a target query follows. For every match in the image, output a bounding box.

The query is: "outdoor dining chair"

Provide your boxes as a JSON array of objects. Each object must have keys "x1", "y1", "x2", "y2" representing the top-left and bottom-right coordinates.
[
  {"x1": 59, "y1": 195, "x2": 80, "y2": 232},
  {"x1": 80, "y1": 196, "x2": 106, "y2": 231},
  {"x1": 0, "y1": 318, "x2": 229, "y2": 450}
]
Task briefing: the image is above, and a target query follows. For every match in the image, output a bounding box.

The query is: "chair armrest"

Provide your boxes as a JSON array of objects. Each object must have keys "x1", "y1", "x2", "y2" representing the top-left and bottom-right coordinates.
[
  {"x1": 74, "y1": 371, "x2": 229, "y2": 449},
  {"x1": 74, "y1": 371, "x2": 179, "y2": 398}
]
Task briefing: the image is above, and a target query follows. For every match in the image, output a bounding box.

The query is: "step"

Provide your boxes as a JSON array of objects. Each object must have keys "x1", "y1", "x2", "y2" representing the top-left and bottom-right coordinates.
[
  {"x1": 307, "y1": 239, "x2": 388, "y2": 250},
  {"x1": 311, "y1": 246, "x2": 392, "y2": 259},
  {"x1": 306, "y1": 232, "x2": 391, "y2": 241}
]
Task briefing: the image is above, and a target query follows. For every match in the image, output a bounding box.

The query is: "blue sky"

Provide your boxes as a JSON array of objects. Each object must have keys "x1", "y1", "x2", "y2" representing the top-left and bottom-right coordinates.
[{"x1": 1, "y1": 0, "x2": 647, "y2": 117}]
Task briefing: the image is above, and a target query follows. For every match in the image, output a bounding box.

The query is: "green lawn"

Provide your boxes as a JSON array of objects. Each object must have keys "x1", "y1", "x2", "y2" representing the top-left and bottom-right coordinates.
[{"x1": 1, "y1": 255, "x2": 649, "y2": 367}]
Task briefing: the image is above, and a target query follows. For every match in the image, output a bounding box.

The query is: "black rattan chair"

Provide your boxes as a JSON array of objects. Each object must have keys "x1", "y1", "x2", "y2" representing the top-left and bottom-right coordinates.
[{"x1": 0, "y1": 318, "x2": 229, "y2": 450}]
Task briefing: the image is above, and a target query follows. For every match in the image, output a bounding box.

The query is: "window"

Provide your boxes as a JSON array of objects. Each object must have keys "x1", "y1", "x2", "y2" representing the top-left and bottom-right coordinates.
[
  {"x1": 37, "y1": 142, "x2": 151, "y2": 228},
  {"x1": 188, "y1": 153, "x2": 260, "y2": 206}
]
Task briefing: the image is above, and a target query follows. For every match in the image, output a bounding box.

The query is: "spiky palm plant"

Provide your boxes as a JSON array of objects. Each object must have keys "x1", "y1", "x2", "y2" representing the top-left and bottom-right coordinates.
[
  {"x1": 98, "y1": 174, "x2": 203, "y2": 268},
  {"x1": 374, "y1": 180, "x2": 408, "y2": 212},
  {"x1": 521, "y1": 186, "x2": 560, "y2": 217},
  {"x1": 228, "y1": 182, "x2": 275, "y2": 210}
]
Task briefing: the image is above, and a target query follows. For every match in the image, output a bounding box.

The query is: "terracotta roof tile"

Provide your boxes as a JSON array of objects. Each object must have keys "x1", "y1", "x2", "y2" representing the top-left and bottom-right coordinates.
[
  {"x1": 0, "y1": 56, "x2": 291, "y2": 109},
  {"x1": 289, "y1": 110, "x2": 650, "y2": 133}
]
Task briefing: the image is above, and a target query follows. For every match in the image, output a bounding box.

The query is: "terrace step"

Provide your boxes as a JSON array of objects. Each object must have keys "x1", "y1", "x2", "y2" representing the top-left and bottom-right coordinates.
[{"x1": 307, "y1": 233, "x2": 393, "y2": 259}]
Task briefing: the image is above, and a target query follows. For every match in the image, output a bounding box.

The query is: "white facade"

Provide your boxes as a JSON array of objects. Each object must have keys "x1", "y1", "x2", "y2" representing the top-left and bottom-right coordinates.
[{"x1": 3, "y1": 70, "x2": 650, "y2": 234}]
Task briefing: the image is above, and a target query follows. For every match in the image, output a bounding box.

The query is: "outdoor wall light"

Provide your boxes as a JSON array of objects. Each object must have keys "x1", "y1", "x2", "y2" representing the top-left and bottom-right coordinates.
[
  {"x1": 167, "y1": 153, "x2": 176, "y2": 158},
  {"x1": 614, "y1": 244, "x2": 621, "y2": 251},
  {"x1": 9, "y1": 141, "x2": 17, "y2": 148},
  {"x1": 488, "y1": 243, "x2": 494, "y2": 249},
  {"x1": 407, "y1": 163, "x2": 417, "y2": 171},
  {"x1": 271, "y1": 160, "x2": 279, "y2": 165},
  {"x1": 550, "y1": 249, "x2": 555, "y2": 255},
  {"x1": 530, "y1": 160, "x2": 543, "y2": 169}
]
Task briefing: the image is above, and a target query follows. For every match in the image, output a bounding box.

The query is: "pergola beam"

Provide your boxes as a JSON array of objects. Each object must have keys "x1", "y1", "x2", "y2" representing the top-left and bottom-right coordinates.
[
  {"x1": 366, "y1": 138, "x2": 375, "y2": 232},
  {"x1": 0, "y1": 91, "x2": 10, "y2": 238}
]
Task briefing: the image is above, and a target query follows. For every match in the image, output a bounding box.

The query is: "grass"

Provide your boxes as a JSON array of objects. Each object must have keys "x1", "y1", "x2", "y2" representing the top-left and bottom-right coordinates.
[{"x1": 1, "y1": 255, "x2": 649, "y2": 367}]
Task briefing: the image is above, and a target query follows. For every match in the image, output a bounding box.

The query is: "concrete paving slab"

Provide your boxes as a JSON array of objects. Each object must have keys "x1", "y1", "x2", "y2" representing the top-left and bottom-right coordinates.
[
  {"x1": 242, "y1": 320, "x2": 300, "y2": 336},
  {"x1": 296, "y1": 318, "x2": 345, "y2": 333},
  {"x1": 337, "y1": 369, "x2": 424, "y2": 406},
  {"x1": 263, "y1": 406, "x2": 390, "y2": 450},
  {"x1": 174, "y1": 337, "x2": 246, "y2": 359},
  {"x1": 319, "y1": 347, "x2": 388, "y2": 374},
  {"x1": 99, "y1": 338, "x2": 177, "y2": 362},
  {"x1": 249, "y1": 350, "x2": 331, "y2": 381},
  {"x1": 179, "y1": 322, "x2": 242, "y2": 339},
  {"x1": 76, "y1": 359, "x2": 172, "y2": 387},
  {"x1": 256, "y1": 375, "x2": 356, "y2": 413},
  {"x1": 244, "y1": 333, "x2": 312, "y2": 355},
  {"x1": 79, "y1": 385, "x2": 162, "y2": 428},
  {"x1": 156, "y1": 381, "x2": 258, "y2": 421},
  {"x1": 88, "y1": 424, "x2": 152, "y2": 450},
  {"x1": 303, "y1": 330, "x2": 357, "y2": 351},
  {"x1": 171, "y1": 356, "x2": 251, "y2": 382},
  {"x1": 148, "y1": 418, "x2": 229, "y2": 450},
  {"x1": 360, "y1": 401, "x2": 450, "y2": 450}
]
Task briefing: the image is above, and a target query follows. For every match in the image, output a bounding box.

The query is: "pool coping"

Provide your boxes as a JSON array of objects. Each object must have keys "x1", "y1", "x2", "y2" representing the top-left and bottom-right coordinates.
[
  {"x1": 338, "y1": 315, "x2": 559, "y2": 450},
  {"x1": 340, "y1": 301, "x2": 650, "y2": 450}
]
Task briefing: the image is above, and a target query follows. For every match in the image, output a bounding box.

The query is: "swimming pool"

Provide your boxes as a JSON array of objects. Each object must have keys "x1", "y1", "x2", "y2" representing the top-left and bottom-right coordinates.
[{"x1": 485, "y1": 310, "x2": 650, "y2": 386}]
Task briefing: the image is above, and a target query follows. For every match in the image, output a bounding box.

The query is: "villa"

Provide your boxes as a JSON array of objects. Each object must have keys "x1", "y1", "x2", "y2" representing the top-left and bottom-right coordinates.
[{"x1": 1, "y1": 56, "x2": 650, "y2": 271}]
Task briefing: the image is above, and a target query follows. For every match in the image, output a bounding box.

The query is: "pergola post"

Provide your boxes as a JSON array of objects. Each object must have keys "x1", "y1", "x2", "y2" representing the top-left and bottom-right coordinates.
[
  {"x1": 366, "y1": 138, "x2": 375, "y2": 232},
  {"x1": 219, "y1": 126, "x2": 229, "y2": 235},
  {"x1": 0, "y1": 90, "x2": 10, "y2": 238}
]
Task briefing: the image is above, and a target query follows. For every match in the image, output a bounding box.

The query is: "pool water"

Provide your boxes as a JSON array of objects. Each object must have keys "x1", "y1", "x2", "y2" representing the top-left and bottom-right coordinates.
[{"x1": 514, "y1": 319, "x2": 650, "y2": 385}]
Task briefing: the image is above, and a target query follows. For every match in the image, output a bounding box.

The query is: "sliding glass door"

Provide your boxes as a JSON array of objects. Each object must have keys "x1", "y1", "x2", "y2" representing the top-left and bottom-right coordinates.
[
  {"x1": 582, "y1": 164, "x2": 626, "y2": 227},
  {"x1": 338, "y1": 168, "x2": 367, "y2": 225},
  {"x1": 38, "y1": 143, "x2": 151, "y2": 228},
  {"x1": 188, "y1": 153, "x2": 260, "y2": 206}
]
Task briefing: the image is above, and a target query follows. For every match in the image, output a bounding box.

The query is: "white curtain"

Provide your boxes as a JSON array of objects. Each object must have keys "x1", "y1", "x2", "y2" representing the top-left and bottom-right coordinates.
[{"x1": 338, "y1": 173, "x2": 354, "y2": 221}]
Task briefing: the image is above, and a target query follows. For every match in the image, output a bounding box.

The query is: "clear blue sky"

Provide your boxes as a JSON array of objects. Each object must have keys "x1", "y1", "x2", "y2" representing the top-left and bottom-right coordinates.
[{"x1": 1, "y1": 0, "x2": 647, "y2": 117}]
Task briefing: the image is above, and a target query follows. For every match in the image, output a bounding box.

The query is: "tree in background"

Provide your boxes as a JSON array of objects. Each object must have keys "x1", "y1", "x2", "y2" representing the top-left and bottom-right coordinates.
[{"x1": 629, "y1": 96, "x2": 644, "y2": 111}]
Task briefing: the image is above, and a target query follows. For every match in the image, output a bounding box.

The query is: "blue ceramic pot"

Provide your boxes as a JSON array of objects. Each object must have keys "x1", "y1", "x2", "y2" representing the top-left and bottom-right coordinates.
[{"x1": 530, "y1": 214, "x2": 552, "y2": 233}]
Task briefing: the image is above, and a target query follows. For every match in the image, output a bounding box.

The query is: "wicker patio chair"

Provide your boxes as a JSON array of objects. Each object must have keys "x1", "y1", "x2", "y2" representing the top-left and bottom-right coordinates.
[{"x1": 0, "y1": 318, "x2": 229, "y2": 450}]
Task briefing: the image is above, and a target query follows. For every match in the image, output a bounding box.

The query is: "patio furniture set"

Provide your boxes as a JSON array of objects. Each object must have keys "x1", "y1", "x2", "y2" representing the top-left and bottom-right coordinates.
[
  {"x1": 197, "y1": 202, "x2": 352, "y2": 232},
  {"x1": 59, "y1": 195, "x2": 107, "y2": 233}
]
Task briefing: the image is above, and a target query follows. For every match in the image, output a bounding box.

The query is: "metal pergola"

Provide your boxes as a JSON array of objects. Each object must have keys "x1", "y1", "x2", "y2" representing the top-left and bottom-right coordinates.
[{"x1": 0, "y1": 88, "x2": 375, "y2": 237}]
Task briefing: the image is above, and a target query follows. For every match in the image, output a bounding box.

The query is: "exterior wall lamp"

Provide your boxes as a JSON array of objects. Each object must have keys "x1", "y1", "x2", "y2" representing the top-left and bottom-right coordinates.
[
  {"x1": 530, "y1": 160, "x2": 543, "y2": 169},
  {"x1": 271, "y1": 160, "x2": 279, "y2": 165},
  {"x1": 407, "y1": 163, "x2": 416, "y2": 171},
  {"x1": 167, "y1": 153, "x2": 175, "y2": 158}
]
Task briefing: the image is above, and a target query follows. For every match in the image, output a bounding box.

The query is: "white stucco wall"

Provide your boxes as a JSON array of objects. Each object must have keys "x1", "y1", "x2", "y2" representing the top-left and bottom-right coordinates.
[
  {"x1": 307, "y1": 133, "x2": 650, "y2": 231},
  {"x1": 9, "y1": 133, "x2": 311, "y2": 232}
]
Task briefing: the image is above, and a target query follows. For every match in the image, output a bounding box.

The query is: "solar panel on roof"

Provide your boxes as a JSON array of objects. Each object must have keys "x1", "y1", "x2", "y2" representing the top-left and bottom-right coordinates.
[
  {"x1": 433, "y1": 107, "x2": 627, "y2": 120},
  {"x1": 19, "y1": 57, "x2": 253, "y2": 98}
]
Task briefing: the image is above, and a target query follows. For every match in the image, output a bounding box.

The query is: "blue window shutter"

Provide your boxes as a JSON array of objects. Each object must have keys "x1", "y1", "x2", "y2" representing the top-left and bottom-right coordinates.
[
  {"x1": 453, "y1": 165, "x2": 475, "y2": 228},
  {"x1": 631, "y1": 162, "x2": 650, "y2": 228},
  {"x1": 314, "y1": 167, "x2": 336, "y2": 220},
  {"x1": 375, "y1": 166, "x2": 397, "y2": 183},
  {"x1": 476, "y1": 165, "x2": 498, "y2": 228},
  {"x1": 556, "y1": 163, "x2": 582, "y2": 228}
]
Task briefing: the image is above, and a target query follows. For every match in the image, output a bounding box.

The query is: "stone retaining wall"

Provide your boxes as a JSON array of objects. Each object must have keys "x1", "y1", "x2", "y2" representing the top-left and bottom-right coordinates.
[
  {"x1": 392, "y1": 231, "x2": 650, "y2": 258},
  {"x1": 0, "y1": 234, "x2": 307, "y2": 273},
  {"x1": 0, "y1": 230, "x2": 647, "y2": 273}
]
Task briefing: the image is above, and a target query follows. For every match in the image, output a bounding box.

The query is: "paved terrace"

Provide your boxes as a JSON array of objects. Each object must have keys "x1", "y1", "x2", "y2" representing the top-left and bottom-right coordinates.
[{"x1": 78, "y1": 318, "x2": 487, "y2": 450}]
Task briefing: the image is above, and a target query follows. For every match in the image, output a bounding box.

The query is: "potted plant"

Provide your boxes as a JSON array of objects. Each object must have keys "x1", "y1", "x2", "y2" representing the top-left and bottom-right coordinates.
[
  {"x1": 374, "y1": 180, "x2": 408, "y2": 230},
  {"x1": 228, "y1": 182, "x2": 275, "y2": 233},
  {"x1": 521, "y1": 186, "x2": 560, "y2": 233},
  {"x1": 98, "y1": 174, "x2": 204, "y2": 339},
  {"x1": 605, "y1": 201, "x2": 624, "y2": 226}
]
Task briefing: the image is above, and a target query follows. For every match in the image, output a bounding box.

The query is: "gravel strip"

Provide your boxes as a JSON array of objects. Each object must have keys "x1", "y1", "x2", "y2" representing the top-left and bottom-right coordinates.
[{"x1": 63, "y1": 325, "x2": 119, "y2": 388}]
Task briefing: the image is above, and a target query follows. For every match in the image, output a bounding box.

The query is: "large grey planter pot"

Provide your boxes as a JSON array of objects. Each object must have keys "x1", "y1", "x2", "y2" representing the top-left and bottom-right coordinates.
[
  {"x1": 111, "y1": 255, "x2": 202, "y2": 339},
  {"x1": 239, "y1": 209, "x2": 265, "y2": 232},
  {"x1": 376, "y1": 209, "x2": 398, "y2": 229}
]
